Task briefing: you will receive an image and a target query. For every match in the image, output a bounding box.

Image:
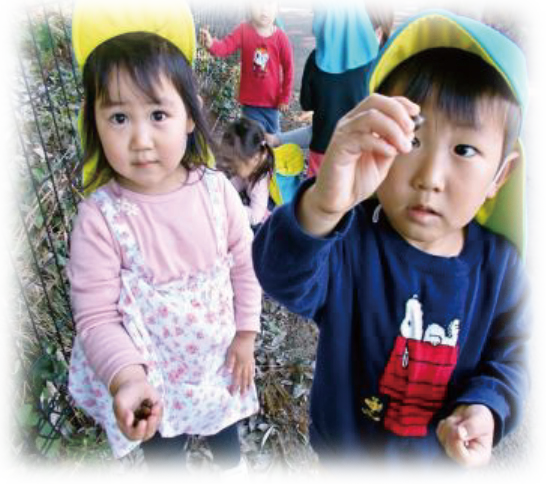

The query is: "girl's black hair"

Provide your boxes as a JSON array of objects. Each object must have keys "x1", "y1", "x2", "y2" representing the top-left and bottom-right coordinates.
[
  {"x1": 376, "y1": 48, "x2": 522, "y2": 159},
  {"x1": 219, "y1": 118, "x2": 275, "y2": 188},
  {"x1": 364, "y1": 0, "x2": 394, "y2": 47},
  {"x1": 80, "y1": 31, "x2": 216, "y2": 191}
]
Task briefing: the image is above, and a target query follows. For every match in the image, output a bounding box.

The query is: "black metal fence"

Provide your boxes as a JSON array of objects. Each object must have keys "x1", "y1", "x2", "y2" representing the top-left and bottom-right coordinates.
[
  {"x1": 0, "y1": 0, "x2": 242, "y2": 482},
  {"x1": 0, "y1": 0, "x2": 544, "y2": 483}
]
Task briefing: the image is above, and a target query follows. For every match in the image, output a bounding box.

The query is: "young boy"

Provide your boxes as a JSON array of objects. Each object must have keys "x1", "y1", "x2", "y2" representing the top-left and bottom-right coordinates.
[
  {"x1": 252, "y1": 11, "x2": 530, "y2": 466},
  {"x1": 199, "y1": 1, "x2": 294, "y2": 134}
]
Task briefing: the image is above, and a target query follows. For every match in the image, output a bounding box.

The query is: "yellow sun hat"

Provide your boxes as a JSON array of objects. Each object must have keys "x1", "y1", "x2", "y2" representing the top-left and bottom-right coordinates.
[{"x1": 72, "y1": 0, "x2": 196, "y2": 70}]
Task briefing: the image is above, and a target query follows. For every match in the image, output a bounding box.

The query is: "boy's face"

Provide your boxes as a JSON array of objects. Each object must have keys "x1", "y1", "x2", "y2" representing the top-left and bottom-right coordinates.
[
  {"x1": 376, "y1": 99, "x2": 513, "y2": 257},
  {"x1": 249, "y1": 1, "x2": 278, "y2": 29}
]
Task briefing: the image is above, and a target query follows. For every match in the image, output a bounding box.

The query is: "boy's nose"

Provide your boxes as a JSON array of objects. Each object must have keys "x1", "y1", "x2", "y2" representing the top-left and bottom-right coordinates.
[{"x1": 412, "y1": 151, "x2": 446, "y2": 193}]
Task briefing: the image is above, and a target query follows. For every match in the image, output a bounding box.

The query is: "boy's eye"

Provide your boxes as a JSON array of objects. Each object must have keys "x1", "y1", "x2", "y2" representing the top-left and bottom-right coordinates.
[
  {"x1": 151, "y1": 111, "x2": 167, "y2": 122},
  {"x1": 110, "y1": 113, "x2": 127, "y2": 125},
  {"x1": 411, "y1": 137, "x2": 421, "y2": 149},
  {"x1": 454, "y1": 144, "x2": 478, "y2": 158}
]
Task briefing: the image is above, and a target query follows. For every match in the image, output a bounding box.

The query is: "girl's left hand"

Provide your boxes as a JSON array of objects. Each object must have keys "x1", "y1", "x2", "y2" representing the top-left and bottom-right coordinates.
[
  {"x1": 224, "y1": 331, "x2": 257, "y2": 395},
  {"x1": 436, "y1": 404, "x2": 495, "y2": 467}
]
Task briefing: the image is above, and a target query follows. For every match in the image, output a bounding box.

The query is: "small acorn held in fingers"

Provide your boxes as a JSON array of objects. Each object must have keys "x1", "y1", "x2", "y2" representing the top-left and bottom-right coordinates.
[
  {"x1": 133, "y1": 398, "x2": 153, "y2": 427},
  {"x1": 412, "y1": 114, "x2": 425, "y2": 131}
]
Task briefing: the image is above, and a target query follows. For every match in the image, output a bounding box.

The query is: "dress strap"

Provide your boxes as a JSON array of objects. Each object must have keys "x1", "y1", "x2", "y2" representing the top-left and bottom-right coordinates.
[
  {"x1": 202, "y1": 170, "x2": 229, "y2": 256},
  {"x1": 91, "y1": 189, "x2": 152, "y2": 280}
]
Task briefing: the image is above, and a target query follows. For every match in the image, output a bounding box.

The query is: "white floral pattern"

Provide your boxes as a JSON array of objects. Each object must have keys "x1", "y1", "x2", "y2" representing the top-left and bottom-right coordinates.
[{"x1": 68, "y1": 171, "x2": 259, "y2": 458}]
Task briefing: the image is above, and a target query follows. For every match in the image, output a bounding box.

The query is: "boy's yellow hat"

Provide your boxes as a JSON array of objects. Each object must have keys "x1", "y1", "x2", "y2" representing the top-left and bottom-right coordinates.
[
  {"x1": 72, "y1": 0, "x2": 196, "y2": 70},
  {"x1": 368, "y1": 10, "x2": 528, "y2": 255}
]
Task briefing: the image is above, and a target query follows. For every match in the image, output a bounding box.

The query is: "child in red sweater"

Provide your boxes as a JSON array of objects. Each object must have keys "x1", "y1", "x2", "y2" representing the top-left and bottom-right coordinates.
[{"x1": 200, "y1": 1, "x2": 294, "y2": 134}]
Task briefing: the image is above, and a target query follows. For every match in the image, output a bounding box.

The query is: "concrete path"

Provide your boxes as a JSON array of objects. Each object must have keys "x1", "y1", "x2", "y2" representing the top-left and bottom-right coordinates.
[{"x1": 282, "y1": 0, "x2": 546, "y2": 484}]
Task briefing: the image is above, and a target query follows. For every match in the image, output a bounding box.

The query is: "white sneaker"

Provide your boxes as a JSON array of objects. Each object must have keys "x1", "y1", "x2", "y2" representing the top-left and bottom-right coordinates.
[{"x1": 220, "y1": 458, "x2": 250, "y2": 484}]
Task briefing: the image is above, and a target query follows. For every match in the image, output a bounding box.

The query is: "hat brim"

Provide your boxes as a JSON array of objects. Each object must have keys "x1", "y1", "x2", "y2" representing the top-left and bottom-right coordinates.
[
  {"x1": 72, "y1": 0, "x2": 196, "y2": 69},
  {"x1": 369, "y1": 9, "x2": 528, "y2": 259}
]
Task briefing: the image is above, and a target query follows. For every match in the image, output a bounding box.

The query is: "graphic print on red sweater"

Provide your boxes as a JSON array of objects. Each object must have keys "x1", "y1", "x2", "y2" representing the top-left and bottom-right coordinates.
[
  {"x1": 253, "y1": 46, "x2": 269, "y2": 77},
  {"x1": 378, "y1": 296, "x2": 460, "y2": 437}
]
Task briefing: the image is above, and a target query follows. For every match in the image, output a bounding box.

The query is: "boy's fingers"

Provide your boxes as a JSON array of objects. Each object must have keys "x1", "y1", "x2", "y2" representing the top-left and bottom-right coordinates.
[
  {"x1": 347, "y1": 94, "x2": 419, "y2": 136},
  {"x1": 339, "y1": 108, "x2": 413, "y2": 155}
]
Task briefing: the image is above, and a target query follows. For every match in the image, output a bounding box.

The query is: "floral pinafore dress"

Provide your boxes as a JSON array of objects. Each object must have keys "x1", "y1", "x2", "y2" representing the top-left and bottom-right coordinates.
[{"x1": 68, "y1": 172, "x2": 259, "y2": 458}]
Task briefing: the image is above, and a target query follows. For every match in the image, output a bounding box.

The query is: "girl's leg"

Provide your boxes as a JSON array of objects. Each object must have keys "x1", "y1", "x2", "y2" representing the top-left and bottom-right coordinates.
[
  {"x1": 277, "y1": 125, "x2": 312, "y2": 149},
  {"x1": 206, "y1": 423, "x2": 242, "y2": 469},
  {"x1": 140, "y1": 432, "x2": 189, "y2": 468}
]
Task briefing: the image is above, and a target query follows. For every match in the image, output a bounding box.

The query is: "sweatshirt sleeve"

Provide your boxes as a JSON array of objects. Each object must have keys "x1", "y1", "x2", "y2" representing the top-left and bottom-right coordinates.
[
  {"x1": 222, "y1": 174, "x2": 262, "y2": 332},
  {"x1": 278, "y1": 31, "x2": 294, "y2": 105},
  {"x1": 451, "y1": 247, "x2": 531, "y2": 445},
  {"x1": 252, "y1": 179, "x2": 353, "y2": 320},
  {"x1": 247, "y1": 176, "x2": 270, "y2": 226},
  {"x1": 209, "y1": 23, "x2": 244, "y2": 57},
  {"x1": 299, "y1": 51, "x2": 315, "y2": 112},
  {"x1": 67, "y1": 199, "x2": 146, "y2": 389}
]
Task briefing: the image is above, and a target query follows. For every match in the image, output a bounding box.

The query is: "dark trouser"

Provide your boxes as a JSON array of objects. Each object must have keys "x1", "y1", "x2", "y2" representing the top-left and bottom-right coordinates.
[{"x1": 140, "y1": 423, "x2": 241, "y2": 469}]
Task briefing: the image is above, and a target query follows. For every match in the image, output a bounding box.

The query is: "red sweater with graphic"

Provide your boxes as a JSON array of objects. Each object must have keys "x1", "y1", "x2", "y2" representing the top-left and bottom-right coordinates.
[{"x1": 209, "y1": 22, "x2": 294, "y2": 108}]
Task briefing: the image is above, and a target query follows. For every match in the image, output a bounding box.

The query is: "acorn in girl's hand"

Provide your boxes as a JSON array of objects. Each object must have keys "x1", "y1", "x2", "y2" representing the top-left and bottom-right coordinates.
[{"x1": 133, "y1": 398, "x2": 153, "y2": 426}]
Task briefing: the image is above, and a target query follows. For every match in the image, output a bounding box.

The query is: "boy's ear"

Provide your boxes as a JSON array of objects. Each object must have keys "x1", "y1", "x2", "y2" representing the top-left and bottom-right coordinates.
[{"x1": 486, "y1": 148, "x2": 521, "y2": 199}]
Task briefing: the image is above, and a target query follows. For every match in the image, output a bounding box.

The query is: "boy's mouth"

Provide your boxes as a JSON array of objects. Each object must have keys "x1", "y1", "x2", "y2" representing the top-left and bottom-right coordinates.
[{"x1": 407, "y1": 204, "x2": 441, "y2": 221}]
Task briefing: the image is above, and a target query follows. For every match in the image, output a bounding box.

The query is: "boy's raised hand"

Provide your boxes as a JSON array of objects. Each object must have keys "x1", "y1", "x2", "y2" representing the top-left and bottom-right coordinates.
[
  {"x1": 199, "y1": 27, "x2": 213, "y2": 49},
  {"x1": 436, "y1": 404, "x2": 495, "y2": 467},
  {"x1": 297, "y1": 94, "x2": 419, "y2": 237}
]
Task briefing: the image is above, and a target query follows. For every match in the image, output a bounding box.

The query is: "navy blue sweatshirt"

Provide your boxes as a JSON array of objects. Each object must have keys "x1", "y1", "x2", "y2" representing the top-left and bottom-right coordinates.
[
  {"x1": 300, "y1": 50, "x2": 370, "y2": 154},
  {"x1": 252, "y1": 181, "x2": 530, "y2": 462}
]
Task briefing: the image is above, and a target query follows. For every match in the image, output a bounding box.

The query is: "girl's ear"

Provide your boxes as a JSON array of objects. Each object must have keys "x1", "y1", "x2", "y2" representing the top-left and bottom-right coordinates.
[
  {"x1": 486, "y1": 149, "x2": 520, "y2": 199},
  {"x1": 186, "y1": 116, "x2": 195, "y2": 134}
]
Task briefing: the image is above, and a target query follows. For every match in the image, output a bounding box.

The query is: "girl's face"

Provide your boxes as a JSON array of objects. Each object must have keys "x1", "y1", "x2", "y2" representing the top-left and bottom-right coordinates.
[
  {"x1": 235, "y1": 152, "x2": 263, "y2": 180},
  {"x1": 95, "y1": 69, "x2": 195, "y2": 195},
  {"x1": 249, "y1": 1, "x2": 278, "y2": 30}
]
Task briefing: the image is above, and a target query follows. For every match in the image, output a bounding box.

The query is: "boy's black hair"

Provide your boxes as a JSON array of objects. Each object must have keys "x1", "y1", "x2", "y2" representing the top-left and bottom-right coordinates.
[
  {"x1": 219, "y1": 117, "x2": 275, "y2": 189},
  {"x1": 80, "y1": 32, "x2": 216, "y2": 191},
  {"x1": 376, "y1": 48, "x2": 521, "y2": 160}
]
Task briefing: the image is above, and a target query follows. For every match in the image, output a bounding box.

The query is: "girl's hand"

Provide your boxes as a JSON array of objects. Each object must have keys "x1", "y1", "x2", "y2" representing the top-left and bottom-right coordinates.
[
  {"x1": 297, "y1": 94, "x2": 420, "y2": 236},
  {"x1": 436, "y1": 404, "x2": 495, "y2": 467},
  {"x1": 279, "y1": 102, "x2": 289, "y2": 113},
  {"x1": 110, "y1": 366, "x2": 162, "y2": 442},
  {"x1": 199, "y1": 27, "x2": 213, "y2": 49},
  {"x1": 224, "y1": 331, "x2": 257, "y2": 396}
]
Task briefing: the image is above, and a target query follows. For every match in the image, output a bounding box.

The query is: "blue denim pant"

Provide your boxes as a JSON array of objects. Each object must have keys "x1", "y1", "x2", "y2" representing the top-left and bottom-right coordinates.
[{"x1": 242, "y1": 105, "x2": 280, "y2": 134}]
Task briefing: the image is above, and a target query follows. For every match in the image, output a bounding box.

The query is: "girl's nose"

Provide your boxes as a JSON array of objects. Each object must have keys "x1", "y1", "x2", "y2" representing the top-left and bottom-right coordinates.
[{"x1": 130, "y1": 122, "x2": 153, "y2": 150}]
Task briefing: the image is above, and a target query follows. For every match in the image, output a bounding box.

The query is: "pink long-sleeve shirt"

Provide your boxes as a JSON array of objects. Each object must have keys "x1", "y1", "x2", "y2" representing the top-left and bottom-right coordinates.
[
  {"x1": 230, "y1": 174, "x2": 270, "y2": 226},
  {"x1": 209, "y1": 22, "x2": 294, "y2": 108},
  {"x1": 67, "y1": 170, "x2": 262, "y2": 389}
]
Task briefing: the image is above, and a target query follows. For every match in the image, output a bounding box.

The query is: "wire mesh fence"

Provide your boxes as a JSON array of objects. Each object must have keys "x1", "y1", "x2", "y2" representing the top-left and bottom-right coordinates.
[
  {"x1": 11, "y1": 0, "x2": 245, "y2": 462},
  {"x1": 0, "y1": 0, "x2": 546, "y2": 483}
]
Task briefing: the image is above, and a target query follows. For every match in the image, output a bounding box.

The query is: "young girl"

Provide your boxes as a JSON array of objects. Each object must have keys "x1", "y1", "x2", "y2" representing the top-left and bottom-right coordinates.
[
  {"x1": 199, "y1": 1, "x2": 294, "y2": 134},
  {"x1": 218, "y1": 118, "x2": 275, "y2": 228},
  {"x1": 67, "y1": 23, "x2": 261, "y2": 469},
  {"x1": 300, "y1": 3, "x2": 392, "y2": 177}
]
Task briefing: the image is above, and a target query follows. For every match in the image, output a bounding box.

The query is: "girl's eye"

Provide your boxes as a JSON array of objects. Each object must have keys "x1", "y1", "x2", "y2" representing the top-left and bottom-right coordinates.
[
  {"x1": 454, "y1": 144, "x2": 478, "y2": 158},
  {"x1": 411, "y1": 137, "x2": 421, "y2": 149},
  {"x1": 110, "y1": 113, "x2": 127, "y2": 125},
  {"x1": 151, "y1": 111, "x2": 167, "y2": 122}
]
